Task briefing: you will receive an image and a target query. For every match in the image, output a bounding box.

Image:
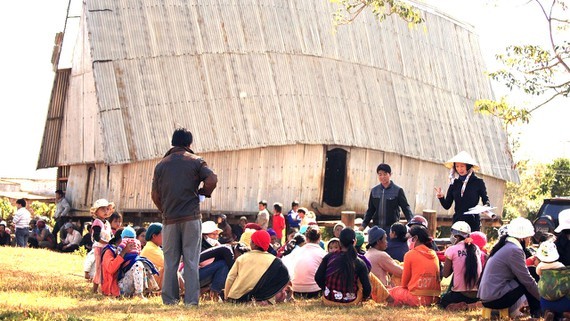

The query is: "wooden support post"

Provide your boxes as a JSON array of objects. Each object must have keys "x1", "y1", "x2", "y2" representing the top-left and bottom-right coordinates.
[
  {"x1": 423, "y1": 209, "x2": 437, "y2": 237},
  {"x1": 341, "y1": 211, "x2": 356, "y2": 229}
]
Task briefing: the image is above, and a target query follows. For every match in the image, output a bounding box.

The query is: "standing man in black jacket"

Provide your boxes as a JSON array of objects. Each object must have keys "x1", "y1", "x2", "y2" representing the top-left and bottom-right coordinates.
[
  {"x1": 152, "y1": 128, "x2": 218, "y2": 306},
  {"x1": 360, "y1": 163, "x2": 414, "y2": 232}
]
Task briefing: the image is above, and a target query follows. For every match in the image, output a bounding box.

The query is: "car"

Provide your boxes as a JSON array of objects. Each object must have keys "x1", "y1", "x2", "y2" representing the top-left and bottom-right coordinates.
[{"x1": 533, "y1": 197, "x2": 570, "y2": 234}]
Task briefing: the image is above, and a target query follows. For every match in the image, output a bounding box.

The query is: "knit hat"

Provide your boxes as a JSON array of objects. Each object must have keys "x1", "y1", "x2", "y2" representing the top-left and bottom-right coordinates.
[
  {"x1": 355, "y1": 230, "x2": 365, "y2": 247},
  {"x1": 267, "y1": 228, "x2": 277, "y2": 237},
  {"x1": 367, "y1": 226, "x2": 386, "y2": 245},
  {"x1": 63, "y1": 222, "x2": 74, "y2": 230},
  {"x1": 244, "y1": 223, "x2": 262, "y2": 231},
  {"x1": 145, "y1": 223, "x2": 163, "y2": 241},
  {"x1": 251, "y1": 230, "x2": 271, "y2": 251},
  {"x1": 121, "y1": 226, "x2": 136, "y2": 239}
]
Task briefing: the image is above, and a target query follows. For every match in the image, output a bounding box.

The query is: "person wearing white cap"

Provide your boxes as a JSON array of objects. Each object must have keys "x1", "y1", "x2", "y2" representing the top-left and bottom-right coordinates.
[
  {"x1": 0, "y1": 221, "x2": 10, "y2": 246},
  {"x1": 435, "y1": 151, "x2": 490, "y2": 232},
  {"x1": 535, "y1": 241, "x2": 564, "y2": 276},
  {"x1": 90, "y1": 198, "x2": 113, "y2": 294},
  {"x1": 440, "y1": 221, "x2": 482, "y2": 310},
  {"x1": 478, "y1": 217, "x2": 541, "y2": 318},
  {"x1": 535, "y1": 240, "x2": 570, "y2": 320},
  {"x1": 554, "y1": 209, "x2": 570, "y2": 266},
  {"x1": 151, "y1": 128, "x2": 218, "y2": 306},
  {"x1": 198, "y1": 221, "x2": 232, "y2": 301}
]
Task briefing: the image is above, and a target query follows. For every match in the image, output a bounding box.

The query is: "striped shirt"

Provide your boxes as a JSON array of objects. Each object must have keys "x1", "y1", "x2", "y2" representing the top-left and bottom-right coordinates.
[{"x1": 13, "y1": 207, "x2": 31, "y2": 229}]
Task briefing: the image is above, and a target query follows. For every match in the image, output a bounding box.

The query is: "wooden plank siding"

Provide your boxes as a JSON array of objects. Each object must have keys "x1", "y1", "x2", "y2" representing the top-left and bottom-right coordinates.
[{"x1": 62, "y1": 144, "x2": 505, "y2": 219}]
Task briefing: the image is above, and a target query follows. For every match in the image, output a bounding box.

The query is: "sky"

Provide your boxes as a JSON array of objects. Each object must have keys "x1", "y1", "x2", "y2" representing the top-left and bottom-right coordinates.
[{"x1": 0, "y1": 0, "x2": 568, "y2": 180}]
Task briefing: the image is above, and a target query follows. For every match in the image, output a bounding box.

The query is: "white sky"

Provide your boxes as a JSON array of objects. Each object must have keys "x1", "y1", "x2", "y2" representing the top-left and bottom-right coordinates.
[{"x1": 0, "y1": 0, "x2": 568, "y2": 180}]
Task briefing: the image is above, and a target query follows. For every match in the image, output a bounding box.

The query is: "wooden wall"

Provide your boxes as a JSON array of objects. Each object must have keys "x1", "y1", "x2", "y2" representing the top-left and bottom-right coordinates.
[{"x1": 63, "y1": 144, "x2": 505, "y2": 218}]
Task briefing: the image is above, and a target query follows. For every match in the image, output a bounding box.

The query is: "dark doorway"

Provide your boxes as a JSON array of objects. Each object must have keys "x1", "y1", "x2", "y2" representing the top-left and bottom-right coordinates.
[{"x1": 323, "y1": 148, "x2": 347, "y2": 207}]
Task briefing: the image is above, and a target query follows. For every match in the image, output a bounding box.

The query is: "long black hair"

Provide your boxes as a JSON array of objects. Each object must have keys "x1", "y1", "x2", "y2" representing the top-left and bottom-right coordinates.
[
  {"x1": 409, "y1": 225, "x2": 433, "y2": 248},
  {"x1": 338, "y1": 228, "x2": 358, "y2": 292},
  {"x1": 455, "y1": 235, "x2": 479, "y2": 288},
  {"x1": 390, "y1": 223, "x2": 408, "y2": 242}
]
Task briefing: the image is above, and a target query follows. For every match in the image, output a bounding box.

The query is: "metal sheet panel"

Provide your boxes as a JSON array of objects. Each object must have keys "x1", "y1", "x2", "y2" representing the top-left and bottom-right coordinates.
[{"x1": 46, "y1": 0, "x2": 519, "y2": 183}]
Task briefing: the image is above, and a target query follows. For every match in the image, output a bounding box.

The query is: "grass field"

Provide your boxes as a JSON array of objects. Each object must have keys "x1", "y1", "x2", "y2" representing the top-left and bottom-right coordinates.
[{"x1": 0, "y1": 247, "x2": 536, "y2": 321}]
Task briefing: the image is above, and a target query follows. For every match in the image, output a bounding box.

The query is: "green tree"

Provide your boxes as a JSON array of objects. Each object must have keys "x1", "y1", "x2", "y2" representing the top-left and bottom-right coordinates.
[
  {"x1": 502, "y1": 160, "x2": 548, "y2": 221},
  {"x1": 475, "y1": 0, "x2": 569, "y2": 125},
  {"x1": 539, "y1": 158, "x2": 570, "y2": 197},
  {"x1": 30, "y1": 201, "x2": 56, "y2": 224},
  {"x1": 0, "y1": 198, "x2": 15, "y2": 221}
]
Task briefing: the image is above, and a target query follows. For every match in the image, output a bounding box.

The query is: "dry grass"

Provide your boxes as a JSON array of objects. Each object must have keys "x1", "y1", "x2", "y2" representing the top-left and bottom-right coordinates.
[{"x1": 0, "y1": 247, "x2": 531, "y2": 321}]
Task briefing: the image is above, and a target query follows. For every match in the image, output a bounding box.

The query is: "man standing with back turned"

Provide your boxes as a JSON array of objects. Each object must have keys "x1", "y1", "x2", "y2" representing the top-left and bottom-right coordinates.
[
  {"x1": 360, "y1": 163, "x2": 414, "y2": 232},
  {"x1": 152, "y1": 128, "x2": 218, "y2": 306}
]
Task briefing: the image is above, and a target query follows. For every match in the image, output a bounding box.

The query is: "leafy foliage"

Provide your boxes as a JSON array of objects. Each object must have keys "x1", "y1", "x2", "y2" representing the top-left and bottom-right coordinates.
[
  {"x1": 331, "y1": 0, "x2": 424, "y2": 26},
  {"x1": 30, "y1": 201, "x2": 56, "y2": 224},
  {"x1": 502, "y1": 160, "x2": 548, "y2": 221},
  {"x1": 0, "y1": 197, "x2": 15, "y2": 221},
  {"x1": 539, "y1": 158, "x2": 570, "y2": 197},
  {"x1": 476, "y1": 0, "x2": 569, "y2": 124}
]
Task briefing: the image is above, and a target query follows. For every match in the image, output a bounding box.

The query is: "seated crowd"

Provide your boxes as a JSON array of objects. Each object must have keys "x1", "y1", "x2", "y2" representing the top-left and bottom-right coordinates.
[{"x1": 3, "y1": 198, "x2": 569, "y2": 321}]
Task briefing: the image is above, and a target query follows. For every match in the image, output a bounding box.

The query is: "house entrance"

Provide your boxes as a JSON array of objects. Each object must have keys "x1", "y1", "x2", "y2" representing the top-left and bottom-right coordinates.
[{"x1": 322, "y1": 148, "x2": 347, "y2": 207}]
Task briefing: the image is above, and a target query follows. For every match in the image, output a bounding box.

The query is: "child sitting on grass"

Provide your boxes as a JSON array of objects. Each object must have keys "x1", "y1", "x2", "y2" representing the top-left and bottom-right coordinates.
[
  {"x1": 535, "y1": 241, "x2": 568, "y2": 321},
  {"x1": 118, "y1": 226, "x2": 141, "y2": 255}
]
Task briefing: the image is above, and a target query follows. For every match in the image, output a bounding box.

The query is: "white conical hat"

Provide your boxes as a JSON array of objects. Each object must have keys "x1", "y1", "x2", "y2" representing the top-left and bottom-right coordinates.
[{"x1": 444, "y1": 151, "x2": 480, "y2": 171}]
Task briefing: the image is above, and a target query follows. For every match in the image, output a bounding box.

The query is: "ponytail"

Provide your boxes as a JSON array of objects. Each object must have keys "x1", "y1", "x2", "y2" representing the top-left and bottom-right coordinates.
[
  {"x1": 461, "y1": 237, "x2": 479, "y2": 288},
  {"x1": 339, "y1": 228, "x2": 358, "y2": 292},
  {"x1": 488, "y1": 235, "x2": 508, "y2": 258}
]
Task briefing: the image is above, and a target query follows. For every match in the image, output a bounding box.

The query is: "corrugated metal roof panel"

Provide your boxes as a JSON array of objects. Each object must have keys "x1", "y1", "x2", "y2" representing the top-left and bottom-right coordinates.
[{"x1": 66, "y1": 0, "x2": 518, "y2": 181}]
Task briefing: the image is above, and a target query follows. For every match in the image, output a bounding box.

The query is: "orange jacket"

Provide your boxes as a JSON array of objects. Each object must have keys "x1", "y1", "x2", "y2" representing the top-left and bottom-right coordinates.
[
  {"x1": 401, "y1": 244, "x2": 441, "y2": 297},
  {"x1": 101, "y1": 247, "x2": 125, "y2": 297}
]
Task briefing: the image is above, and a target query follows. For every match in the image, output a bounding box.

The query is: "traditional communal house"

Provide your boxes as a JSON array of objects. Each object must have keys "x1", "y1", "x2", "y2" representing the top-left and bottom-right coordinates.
[{"x1": 38, "y1": 0, "x2": 518, "y2": 224}]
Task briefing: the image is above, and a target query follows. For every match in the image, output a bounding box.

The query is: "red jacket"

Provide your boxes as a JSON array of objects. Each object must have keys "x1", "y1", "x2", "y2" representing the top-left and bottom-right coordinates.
[
  {"x1": 101, "y1": 247, "x2": 124, "y2": 297},
  {"x1": 273, "y1": 214, "x2": 285, "y2": 240}
]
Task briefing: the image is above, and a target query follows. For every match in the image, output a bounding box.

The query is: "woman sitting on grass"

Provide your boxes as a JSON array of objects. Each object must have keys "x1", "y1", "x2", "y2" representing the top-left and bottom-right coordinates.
[
  {"x1": 478, "y1": 217, "x2": 541, "y2": 318},
  {"x1": 35, "y1": 220, "x2": 56, "y2": 250},
  {"x1": 101, "y1": 228, "x2": 134, "y2": 297},
  {"x1": 389, "y1": 225, "x2": 440, "y2": 307},
  {"x1": 224, "y1": 230, "x2": 290, "y2": 304},
  {"x1": 365, "y1": 226, "x2": 403, "y2": 288},
  {"x1": 118, "y1": 227, "x2": 159, "y2": 299},
  {"x1": 314, "y1": 228, "x2": 371, "y2": 306},
  {"x1": 439, "y1": 221, "x2": 482, "y2": 310}
]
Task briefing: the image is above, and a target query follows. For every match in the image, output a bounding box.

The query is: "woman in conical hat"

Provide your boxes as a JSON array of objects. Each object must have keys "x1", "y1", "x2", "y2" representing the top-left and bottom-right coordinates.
[{"x1": 434, "y1": 151, "x2": 490, "y2": 232}]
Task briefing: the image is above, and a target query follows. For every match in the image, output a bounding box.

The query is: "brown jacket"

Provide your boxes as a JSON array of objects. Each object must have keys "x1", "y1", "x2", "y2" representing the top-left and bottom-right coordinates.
[{"x1": 151, "y1": 146, "x2": 217, "y2": 225}]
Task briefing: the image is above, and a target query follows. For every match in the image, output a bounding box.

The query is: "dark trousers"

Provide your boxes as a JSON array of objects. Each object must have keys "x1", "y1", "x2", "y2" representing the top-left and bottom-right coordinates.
[
  {"x1": 293, "y1": 291, "x2": 321, "y2": 299},
  {"x1": 440, "y1": 290, "x2": 479, "y2": 308},
  {"x1": 483, "y1": 284, "x2": 541, "y2": 317},
  {"x1": 57, "y1": 242, "x2": 79, "y2": 253},
  {"x1": 52, "y1": 217, "x2": 66, "y2": 242}
]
